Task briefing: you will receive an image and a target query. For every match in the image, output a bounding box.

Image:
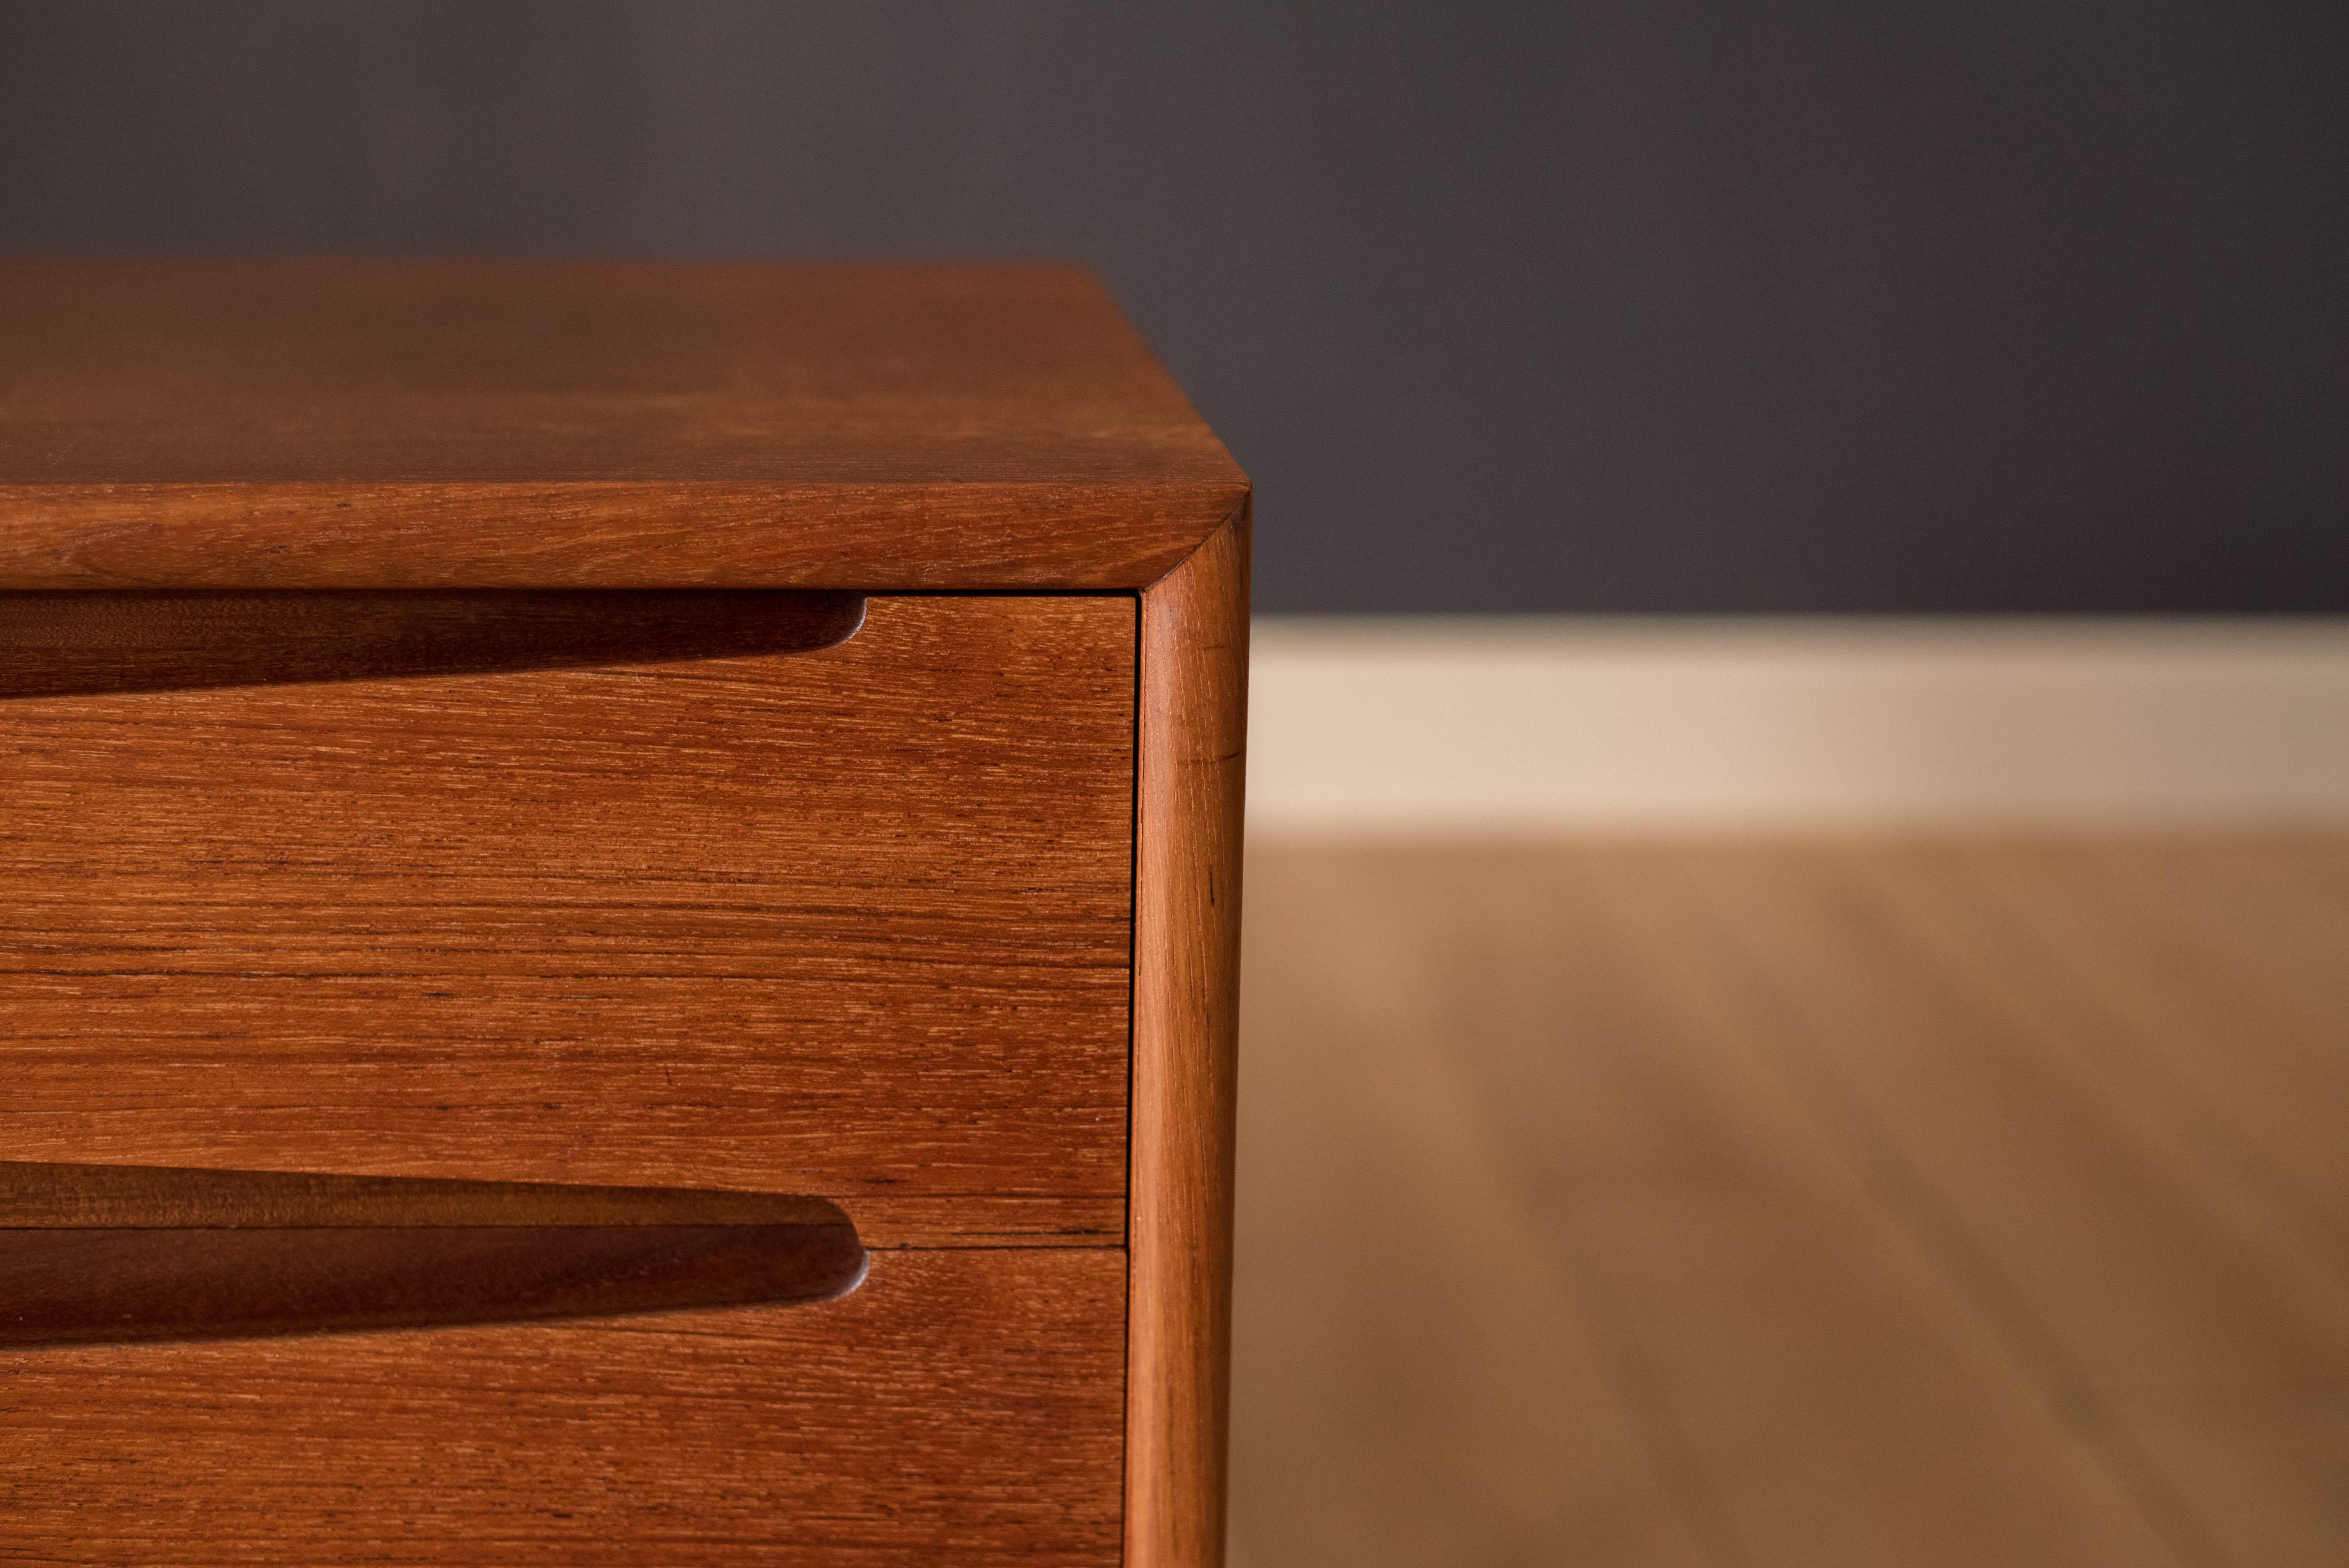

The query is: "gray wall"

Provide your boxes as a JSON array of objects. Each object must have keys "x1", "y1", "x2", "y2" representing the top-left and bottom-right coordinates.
[{"x1": 4, "y1": 1, "x2": 2343, "y2": 613}]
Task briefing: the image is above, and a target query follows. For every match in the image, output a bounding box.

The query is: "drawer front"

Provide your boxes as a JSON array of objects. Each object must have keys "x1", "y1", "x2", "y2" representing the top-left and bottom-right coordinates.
[
  {"x1": 0, "y1": 1248, "x2": 1125, "y2": 1566},
  {"x1": 0, "y1": 594, "x2": 1135, "y2": 1236}
]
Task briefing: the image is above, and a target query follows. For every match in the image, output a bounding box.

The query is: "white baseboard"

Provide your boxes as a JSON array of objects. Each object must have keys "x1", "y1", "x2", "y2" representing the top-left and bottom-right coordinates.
[{"x1": 1244, "y1": 617, "x2": 2349, "y2": 836}]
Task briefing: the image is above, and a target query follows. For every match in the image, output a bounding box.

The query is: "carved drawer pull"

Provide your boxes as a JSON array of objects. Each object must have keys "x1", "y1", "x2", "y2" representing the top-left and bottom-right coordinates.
[
  {"x1": 0, "y1": 589, "x2": 866, "y2": 700},
  {"x1": 0, "y1": 1162, "x2": 868, "y2": 1347}
]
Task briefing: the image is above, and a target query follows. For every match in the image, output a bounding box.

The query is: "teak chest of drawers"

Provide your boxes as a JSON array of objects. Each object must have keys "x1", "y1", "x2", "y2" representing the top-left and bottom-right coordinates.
[{"x1": 0, "y1": 261, "x2": 1247, "y2": 1567}]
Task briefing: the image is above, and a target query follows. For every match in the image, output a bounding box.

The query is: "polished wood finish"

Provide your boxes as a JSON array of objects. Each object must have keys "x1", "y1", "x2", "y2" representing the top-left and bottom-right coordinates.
[
  {"x1": 847, "y1": 1193, "x2": 1128, "y2": 1251},
  {"x1": 2, "y1": 1163, "x2": 862, "y2": 1349},
  {"x1": 1, "y1": 1158, "x2": 848, "y2": 1228},
  {"x1": 0, "y1": 259, "x2": 1246, "y2": 590},
  {"x1": 0, "y1": 588, "x2": 864, "y2": 699},
  {"x1": 1128, "y1": 508, "x2": 1249, "y2": 1568},
  {"x1": 0, "y1": 1160, "x2": 1120, "y2": 1251},
  {"x1": 1232, "y1": 839, "x2": 2349, "y2": 1568},
  {"x1": 0, "y1": 594, "x2": 1134, "y2": 1213},
  {"x1": 1, "y1": 1247, "x2": 1125, "y2": 1564},
  {"x1": 0, "y1": 261, "x2": 1253, "y2": 1558}
]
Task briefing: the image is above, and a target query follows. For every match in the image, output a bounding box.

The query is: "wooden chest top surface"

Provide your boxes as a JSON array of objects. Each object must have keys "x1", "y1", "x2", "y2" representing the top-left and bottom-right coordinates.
[{"x1": 0, "y1": 260, "x2": 1246, "y2": 589}]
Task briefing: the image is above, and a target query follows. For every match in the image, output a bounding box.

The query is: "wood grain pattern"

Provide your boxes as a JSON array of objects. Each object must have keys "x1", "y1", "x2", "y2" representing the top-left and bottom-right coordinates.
[
  {"x1": 0, "y1": 1247, "x2": 1125, "y2": 1565},
  {"x1": 1934, "y1": 844, "x2": 2349, "y2": 1258},
  {"x1": 0, "y1": 594, "x2": 1134, "y2": 1216},
  {"x1": 1526, "y1": 855, "x2": 2193, "y2": 1567},
  {"x1": 1229, "y1": 841, "x2": 2349, "y2": 1567},
  {"x1": 1232, "y1": 848, "x2": 2191, "y2": 1568},
  {"x1": 1128, "y1": 507, "x2": 1249, "y2": 1568},
  {"x1": 1685, "y1": 845, "x2": 2349, "y2": 1415},
  {"x1": 0, "y1": 260, "x2": 1255, "y2": 1554},
  {"x1": 0, "y1": 1161, "x2": 1125, "y2": 1251},
  {"x1": 0, "y1": 259, "x2": 1246, "y2": 590},
  {"x1": 1233, "y1": 855, "x2": 1716, "y2": 1568},
  {"x1": 846, "y1": 1194, "x2": 1128, "y2": 1251},
  {"x1": 0, "y1": 1158, "x2": 847, "y2": 1228}
]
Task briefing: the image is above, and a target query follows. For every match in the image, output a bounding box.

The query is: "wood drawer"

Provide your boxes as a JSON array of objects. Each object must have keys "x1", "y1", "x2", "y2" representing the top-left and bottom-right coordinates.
[
  {"x1": 0, "y1": 592, "x2": 1135, "y2": 1247},
  {"x1": 1, "y1": 1248, "x2": 1125, "y2": 1566}
]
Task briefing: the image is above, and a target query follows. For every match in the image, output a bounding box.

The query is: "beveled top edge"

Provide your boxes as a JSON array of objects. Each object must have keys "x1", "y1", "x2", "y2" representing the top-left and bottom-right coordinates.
[{"x1": 0, "y1": 259, "x2": 1247, "y2": 588}]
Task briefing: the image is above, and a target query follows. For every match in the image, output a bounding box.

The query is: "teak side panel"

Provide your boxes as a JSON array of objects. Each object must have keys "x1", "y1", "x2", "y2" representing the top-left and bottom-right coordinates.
[
  {"x1": 1128, "y1": 510, "x2": 1250, "y2": 1568},
  {"x1": 0, "y1": 259, "x2": 1245, "y2": 590},
  {"x1": 0, "y1": 595, "x2": 1133, "y2": 1208},
  {"x1": 0, "y1": 1247, "x2": 1125, "y2": 1566}
]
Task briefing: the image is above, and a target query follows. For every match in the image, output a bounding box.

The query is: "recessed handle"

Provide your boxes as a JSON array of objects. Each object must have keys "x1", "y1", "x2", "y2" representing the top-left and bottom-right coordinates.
[
  {"x1": 0, "y1": 1162, "x2": 868, "y2": 1348},
  {"x1": 0, "y1": 589, "x2": 865, "y2": 700}
]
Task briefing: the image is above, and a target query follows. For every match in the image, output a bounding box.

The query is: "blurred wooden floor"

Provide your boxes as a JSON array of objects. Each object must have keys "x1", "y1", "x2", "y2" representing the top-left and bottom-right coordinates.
[{"x1": 1229, "y1": 839, "x2": 2349, "y2": 1568}]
